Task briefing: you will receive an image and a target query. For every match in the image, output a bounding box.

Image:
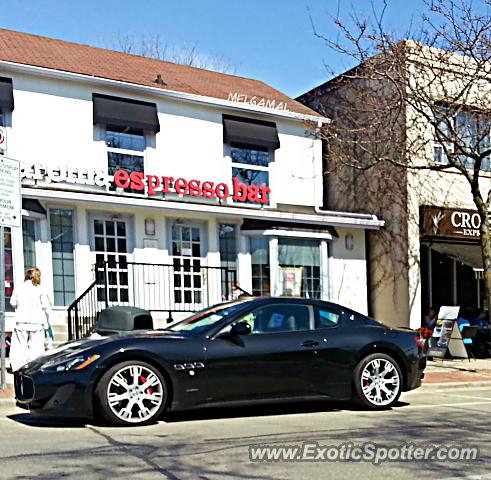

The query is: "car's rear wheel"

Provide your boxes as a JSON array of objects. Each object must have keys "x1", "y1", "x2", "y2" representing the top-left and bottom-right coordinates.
[
  {"x1": 353, "y1": 353, "x2": 402, "y2": 409},
  {"x1": 95, "y1": 360, "x2": 167, "y2": 426}
]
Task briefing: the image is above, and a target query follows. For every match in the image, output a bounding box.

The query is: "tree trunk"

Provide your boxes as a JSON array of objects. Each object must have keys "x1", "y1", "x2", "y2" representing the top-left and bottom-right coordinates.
[{"x1": 476, "y1": 200, "x2": 491, "y2": 331}]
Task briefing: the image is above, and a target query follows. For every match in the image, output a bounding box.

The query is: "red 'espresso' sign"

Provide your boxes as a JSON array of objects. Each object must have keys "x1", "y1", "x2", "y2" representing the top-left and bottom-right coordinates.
[{"x1": 114, "y1": 169, "x2": 271, "y2": 204}]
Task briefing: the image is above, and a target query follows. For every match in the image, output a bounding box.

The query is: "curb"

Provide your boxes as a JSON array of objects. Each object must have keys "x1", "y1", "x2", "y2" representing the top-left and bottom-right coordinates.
[{"x1": 421, "y1": 380, "x2": 491, "y2": 391}]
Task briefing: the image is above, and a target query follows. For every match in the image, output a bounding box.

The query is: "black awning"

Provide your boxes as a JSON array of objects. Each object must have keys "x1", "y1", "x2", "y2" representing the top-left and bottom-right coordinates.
[
  {"x1": 0, "y1": 77, "x2": 14, "y2": 110},
  {"x1": 93, "y1": 93, "x2": 160, "y2": 132},
  {"x1": 223, "y1": 115, "x2": 280, "y2": 149},
  {"x1": 22, "y1": 199, "x2": 46, "y2": 216}
]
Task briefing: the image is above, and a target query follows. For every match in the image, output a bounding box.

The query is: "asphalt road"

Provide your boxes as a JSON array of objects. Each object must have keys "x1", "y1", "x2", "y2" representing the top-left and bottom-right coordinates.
[{"x1": 0, "y1": 385, "x2": 490, "y2": 480}]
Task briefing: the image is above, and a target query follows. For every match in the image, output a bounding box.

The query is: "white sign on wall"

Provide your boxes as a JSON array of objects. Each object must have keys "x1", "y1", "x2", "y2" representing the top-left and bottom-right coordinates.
[{"x1": 0, "y1": 156, "x2": 21, "y2": 228}]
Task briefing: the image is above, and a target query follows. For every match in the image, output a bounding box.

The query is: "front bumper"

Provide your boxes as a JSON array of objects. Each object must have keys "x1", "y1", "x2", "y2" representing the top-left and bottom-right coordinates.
[{"x1": 14, "y1": 367, "x2": 95, "y2": 419}]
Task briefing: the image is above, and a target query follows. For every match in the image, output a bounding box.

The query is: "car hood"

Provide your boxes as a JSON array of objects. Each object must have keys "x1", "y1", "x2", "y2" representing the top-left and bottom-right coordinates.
[{"x1": 20, "y1": 330, "x2": 188, "y2": 370}]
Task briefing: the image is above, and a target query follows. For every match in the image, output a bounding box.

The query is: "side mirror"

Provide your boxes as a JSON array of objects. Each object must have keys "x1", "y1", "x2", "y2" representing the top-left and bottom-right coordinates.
[{"x1": 230, "y1": 321, "x2": 252, "y2": 336}]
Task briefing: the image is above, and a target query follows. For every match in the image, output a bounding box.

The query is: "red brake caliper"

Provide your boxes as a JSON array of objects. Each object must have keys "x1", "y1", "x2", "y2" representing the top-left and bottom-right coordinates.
[{"x1": 139, "y1": 375, "x2": 153, "y2": 394}]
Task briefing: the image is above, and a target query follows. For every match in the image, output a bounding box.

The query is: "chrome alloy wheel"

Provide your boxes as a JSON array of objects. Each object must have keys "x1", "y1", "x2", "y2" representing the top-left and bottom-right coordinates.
[
  {"x1": 106, "y1": 365, "x2": 164, "y2": 424},
  {"x1": 360, "y1": 358, "x2": 400, "y2": 406}
]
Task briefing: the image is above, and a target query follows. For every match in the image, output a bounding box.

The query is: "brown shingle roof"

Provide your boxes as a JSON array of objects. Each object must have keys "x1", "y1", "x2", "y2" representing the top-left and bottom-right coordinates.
[{"x1": 0, "y1": 28, "x2": 321, "y2": 118}]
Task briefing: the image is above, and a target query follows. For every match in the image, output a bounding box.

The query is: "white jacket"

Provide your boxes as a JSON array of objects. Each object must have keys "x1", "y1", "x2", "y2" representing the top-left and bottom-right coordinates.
[{"x1": 10, "y1": 281, "x2": 51, "y2": 330}]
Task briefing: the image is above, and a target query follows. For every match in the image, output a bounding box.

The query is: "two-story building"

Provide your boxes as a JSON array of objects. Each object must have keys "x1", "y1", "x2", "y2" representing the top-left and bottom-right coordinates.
[
  {"x1": 0, "y1": 29, "x2": 382, "y2": 339},
  {"x1": 299, "y1": 45, "x2": 490, "y2": 329}
]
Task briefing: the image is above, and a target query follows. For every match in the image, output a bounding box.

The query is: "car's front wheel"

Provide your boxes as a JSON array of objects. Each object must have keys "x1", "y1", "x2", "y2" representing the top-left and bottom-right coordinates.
[
  {"x1": 95, "y1": 360, "x2": 167, "y2": 426},
  {"x1": 353, "y1": 353, "x2": 402, "y2": 409}
]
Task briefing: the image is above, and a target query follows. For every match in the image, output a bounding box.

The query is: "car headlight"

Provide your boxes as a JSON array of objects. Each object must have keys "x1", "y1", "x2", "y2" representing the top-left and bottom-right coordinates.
[{"x1": 43, "y1": 354, "x2": 101, "y2": 372}]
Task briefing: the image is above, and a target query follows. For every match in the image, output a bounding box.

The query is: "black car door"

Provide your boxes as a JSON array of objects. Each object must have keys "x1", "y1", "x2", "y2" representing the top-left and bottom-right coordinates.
[
  {"x1": 203, "y1": 302, "x2": 320, "y2": 402},
  {"x1": 307, "y1": 305, "x2": 357, "y2": 398}
]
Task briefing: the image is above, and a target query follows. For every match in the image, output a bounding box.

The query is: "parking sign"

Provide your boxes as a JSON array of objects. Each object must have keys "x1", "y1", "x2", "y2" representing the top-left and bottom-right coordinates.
[{"x1": 0, "y1": 156, "x2": 21, "y2": 228}]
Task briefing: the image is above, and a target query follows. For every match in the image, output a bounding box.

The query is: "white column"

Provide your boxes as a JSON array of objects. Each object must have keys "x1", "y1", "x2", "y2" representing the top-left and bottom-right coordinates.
[
  {"x1": 206, "y1": 218, "x2": 221, "y2": 304},
  {"x1": 37, "y1": 213, "x2": 53, "y2": 303},
  {"x1": 74, "y1": 207, "x2": 94, "y2": 295},
  {"x1": 238, "y1": 234, "x2": 252, "y2": 294},
  {"x1": 320, "y1": 240, "x2": 330, "y2": 301}
]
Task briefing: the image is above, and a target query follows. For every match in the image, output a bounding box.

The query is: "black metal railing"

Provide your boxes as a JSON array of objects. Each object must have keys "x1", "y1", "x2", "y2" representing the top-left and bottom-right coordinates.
[{"x1": 68, "y1": 261, "x2": 241, "y2": 340}]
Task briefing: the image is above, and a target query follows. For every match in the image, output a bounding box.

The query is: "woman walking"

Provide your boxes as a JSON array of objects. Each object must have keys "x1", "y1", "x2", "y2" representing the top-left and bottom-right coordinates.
[{"x1": 9, "y1": 267, "x2": 50, "y2": 372}]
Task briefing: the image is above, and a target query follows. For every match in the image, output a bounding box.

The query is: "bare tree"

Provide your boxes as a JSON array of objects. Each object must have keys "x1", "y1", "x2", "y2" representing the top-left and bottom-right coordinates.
[
  {"x1": 304, "y1": 0, "x2": 491, "y2": 321},
  {"x1": 115, "y1": 34, "x2": 236, "y2": 74}
]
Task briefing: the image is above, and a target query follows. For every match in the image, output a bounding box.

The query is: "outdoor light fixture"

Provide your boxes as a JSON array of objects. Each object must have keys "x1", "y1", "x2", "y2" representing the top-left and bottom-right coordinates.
[
  {"x1": 145, "y1": 218, "x2": 156, "y2": 236},
  {"x1": 345, "y1": 233, "x2": 354, "y2": 250}
]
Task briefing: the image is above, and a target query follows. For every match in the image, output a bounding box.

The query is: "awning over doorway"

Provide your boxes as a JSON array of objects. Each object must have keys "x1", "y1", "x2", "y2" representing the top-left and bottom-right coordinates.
[
  {"x1": 430, "y1": 242, "x2": 483, "y2": 269},
  {"x1": 21, "y1": 198, "x2": 46, "y2": 217},
  {"x1": 241, "y1": 218, "x2": 338, "y2": 239}
]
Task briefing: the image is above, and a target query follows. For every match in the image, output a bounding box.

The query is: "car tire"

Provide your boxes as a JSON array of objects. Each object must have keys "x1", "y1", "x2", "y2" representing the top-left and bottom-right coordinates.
[
  {"x1": 353, "y1": 353, "x2": 402, "y2": 409},
  {"x1": 95, "y1": 360, "x2": 167, "y2": 426}
]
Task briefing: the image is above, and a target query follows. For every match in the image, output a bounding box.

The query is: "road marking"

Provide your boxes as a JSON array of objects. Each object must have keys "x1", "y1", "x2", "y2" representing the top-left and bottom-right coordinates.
[
  {"x1": 441, "y1": 474, "x2": 491, "y2": 480},
  {"x1": 435, "y1": 392, "x2": 491, "y2": 401},
  {"x1": 340, "y1": 399, "x2": 491, "y2": 414}
]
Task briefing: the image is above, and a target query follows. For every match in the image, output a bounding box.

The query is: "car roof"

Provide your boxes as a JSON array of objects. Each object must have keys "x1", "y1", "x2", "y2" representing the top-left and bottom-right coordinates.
[{"x1": 227, "y1": 296, "x2": 347, "y2": 310}]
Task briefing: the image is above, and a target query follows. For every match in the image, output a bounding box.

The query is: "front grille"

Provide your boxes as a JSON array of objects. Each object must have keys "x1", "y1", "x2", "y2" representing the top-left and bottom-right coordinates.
[{"x1": 14, "y1": 375, "x2": 34, "y2": 402}]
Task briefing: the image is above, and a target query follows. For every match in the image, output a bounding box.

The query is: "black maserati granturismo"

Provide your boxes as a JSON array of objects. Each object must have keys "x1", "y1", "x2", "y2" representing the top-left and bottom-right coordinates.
[{"x1": 14, "y1": 297, "x2": 426, "y2": 426}]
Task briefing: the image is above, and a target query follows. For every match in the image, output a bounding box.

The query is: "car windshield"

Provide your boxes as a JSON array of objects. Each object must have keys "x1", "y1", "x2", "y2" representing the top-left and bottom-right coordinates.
[{"x1": 169, "y1": 303, "x2": 247, "y2": 334}]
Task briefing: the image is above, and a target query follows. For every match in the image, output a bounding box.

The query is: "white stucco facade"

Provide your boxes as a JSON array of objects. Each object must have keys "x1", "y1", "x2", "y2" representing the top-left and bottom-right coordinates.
[{"x1": 1, "y1": 61, "x2": 381, "y2": 336}]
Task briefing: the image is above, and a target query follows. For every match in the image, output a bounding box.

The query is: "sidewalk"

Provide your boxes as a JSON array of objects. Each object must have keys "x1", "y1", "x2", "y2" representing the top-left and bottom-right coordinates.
[
  {"x1": 0, "y1": 370, "x2": 14, "y2": 402},
  {"x1": 423, "y1": 358, "x2": 491, "y2": 389}
]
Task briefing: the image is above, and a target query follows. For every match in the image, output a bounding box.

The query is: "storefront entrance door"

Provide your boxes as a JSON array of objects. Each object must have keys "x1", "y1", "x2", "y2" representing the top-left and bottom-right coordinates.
[
  {"x1": 94, "y1": 218, "x2": 129, "y2": 303},
  {"x1": 171, "y1": 224, "x2": 203, "y2": 306}
]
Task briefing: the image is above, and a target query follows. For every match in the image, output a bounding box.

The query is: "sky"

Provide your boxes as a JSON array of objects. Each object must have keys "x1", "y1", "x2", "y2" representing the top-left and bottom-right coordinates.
[{"x1": 1, "y1": 0, "x2": 435, "y2": 98}]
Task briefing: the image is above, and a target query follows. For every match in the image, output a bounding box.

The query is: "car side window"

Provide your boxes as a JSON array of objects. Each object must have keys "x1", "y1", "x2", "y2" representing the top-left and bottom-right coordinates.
[
  {"x1": 233, "y1": 304, "x2": 311, "y2": 334},
  {"x1": 316, "y1": 308, "x2": 341, "y2": 329}
]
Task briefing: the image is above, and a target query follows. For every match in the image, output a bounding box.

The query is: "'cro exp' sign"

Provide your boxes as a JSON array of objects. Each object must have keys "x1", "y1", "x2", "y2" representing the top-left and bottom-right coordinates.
[{"x1": 422, "y1": 207, "x2": 491, "y2": 239}]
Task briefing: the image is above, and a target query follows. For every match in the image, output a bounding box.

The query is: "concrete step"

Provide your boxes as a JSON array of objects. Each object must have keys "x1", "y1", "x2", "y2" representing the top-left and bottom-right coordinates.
[{"x1": 50, "y1": 323, "x2": 69, "y2": 346}]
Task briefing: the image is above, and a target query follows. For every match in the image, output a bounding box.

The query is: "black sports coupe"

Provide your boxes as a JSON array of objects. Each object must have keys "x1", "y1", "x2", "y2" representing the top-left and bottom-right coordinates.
[{"x1": 14, "y1": 298, "x2": 426, "y2": 426}]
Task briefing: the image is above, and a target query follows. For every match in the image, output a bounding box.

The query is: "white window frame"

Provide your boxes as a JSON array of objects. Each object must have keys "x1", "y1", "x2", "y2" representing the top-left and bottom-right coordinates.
[
  {"x1": 103, "y1": 125, "x2": 148, "y2": 195},
  {"x1": 21, "y1": 217, "x2": 39, "y2": 272},
  {"x1": 48, "y1": 206, "x2": 77, "y2": 307},
  {"x1": 225, "y1": 144, "x2": 274, "y2": 206},
  {"x1": 434, "y1": 109, "x2": 491, "y2": 168}
]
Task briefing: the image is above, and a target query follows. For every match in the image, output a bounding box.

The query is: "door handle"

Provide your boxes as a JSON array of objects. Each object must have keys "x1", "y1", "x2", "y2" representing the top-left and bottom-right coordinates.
[{"x1": 301, "y1": 340, "x2": 319, "y2": 347}]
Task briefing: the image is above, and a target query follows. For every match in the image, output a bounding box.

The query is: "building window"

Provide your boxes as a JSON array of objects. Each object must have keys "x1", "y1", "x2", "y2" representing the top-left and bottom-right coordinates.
[
  {"x1": 106, "y1": 125, "x2": 145, "y2": 194},
  {"x1": 3, "y1": 227, "x2": 14, "y2": 312},
  {"x1": 219, "y1": 224, "x2": 237, "y2": 271},
  {"x1": 50, "y1": 209, "x2": 75, "y2": 306},
  {"x1": 94, "y1": 218, "x2": 129, "y2": 303},
  {"x1": 434, "y1": 109, "x2": 491, "y2": 170},
  {"x1": 278, "y1": 238, "x2": 321, "y2": 299},
  {"x1": 251, "y1": 237, "x2": 270, "y2": 296},
  {"x1": 219, "y1": 224, "x2": 238, "y2": 299},
  {"x1": 22, "y1": 219, "x2": 36, "y2": 270},
  {"x1": 171, "y1": 225, "x2": 202, "y2": 305},
  {"x1": 231, "y1": 144, "x2": 271, "y2": 204}
]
